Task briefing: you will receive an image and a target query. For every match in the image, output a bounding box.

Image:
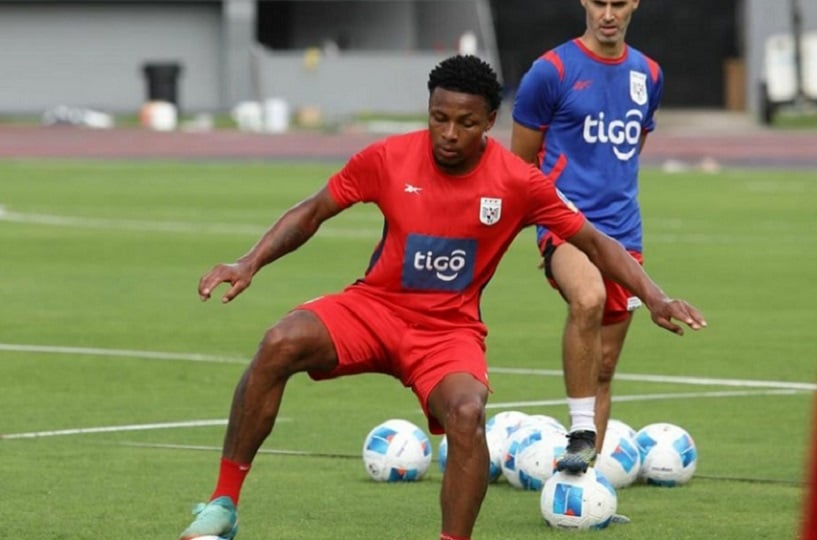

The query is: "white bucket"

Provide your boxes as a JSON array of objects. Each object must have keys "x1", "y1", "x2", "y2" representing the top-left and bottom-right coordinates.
[
  {"x1": 264, "y1": 98, "x2": 289, "y2": 133},
  {"x1": 140, "y1": 101, "x2": 177, "y2": 131}
]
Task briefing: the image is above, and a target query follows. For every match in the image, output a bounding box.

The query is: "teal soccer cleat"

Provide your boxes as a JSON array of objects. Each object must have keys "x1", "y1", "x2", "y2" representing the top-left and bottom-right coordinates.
[{"x1": 178, "y1": 496, "x2": 239, "y2": 540}]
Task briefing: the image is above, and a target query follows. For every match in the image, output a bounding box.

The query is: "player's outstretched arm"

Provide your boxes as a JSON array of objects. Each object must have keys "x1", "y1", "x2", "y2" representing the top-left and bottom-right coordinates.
[
  {"x1": 198, "y1": 186, "x2": 343, "y2": 303},
  {"x1": 566, "y1": 222, "x2": 707, "y2": 335}
]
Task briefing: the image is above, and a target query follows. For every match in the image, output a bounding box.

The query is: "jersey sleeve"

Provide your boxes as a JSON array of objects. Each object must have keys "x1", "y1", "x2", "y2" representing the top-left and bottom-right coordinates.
[
  {"x1": 512, "y1": 54, "x2": 563, "y2": 132},
  {"x1": 525, "y1": 166, "x2": 586, "y2": 238},
  {"x1": 643, "y1": 62, "x2": 664, "y2": 133},
  {"x1": 327, "y1": 142, "x2": 386, "y2": 208}
]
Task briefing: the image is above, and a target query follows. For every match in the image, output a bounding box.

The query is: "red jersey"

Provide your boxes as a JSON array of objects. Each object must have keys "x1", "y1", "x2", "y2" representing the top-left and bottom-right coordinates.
[{"x1": 327, "y1": 129, "x2": 584, "y2": 333}]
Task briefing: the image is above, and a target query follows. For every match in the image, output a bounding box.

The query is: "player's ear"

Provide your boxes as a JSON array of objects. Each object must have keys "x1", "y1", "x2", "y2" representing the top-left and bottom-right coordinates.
[{"x1": 485, "y1": 109, "x2": 497, "y2": 132}]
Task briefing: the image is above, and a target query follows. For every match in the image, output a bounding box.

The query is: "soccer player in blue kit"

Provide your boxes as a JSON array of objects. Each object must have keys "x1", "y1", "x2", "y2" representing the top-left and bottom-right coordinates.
[{"x1": 511, "y1": 0, "x2": 663, "y2": 488}]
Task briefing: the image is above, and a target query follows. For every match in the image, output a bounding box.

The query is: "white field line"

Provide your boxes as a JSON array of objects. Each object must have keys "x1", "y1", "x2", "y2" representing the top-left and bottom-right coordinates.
[
  {"x1": 119, "y1": 441, "x2": 358, "y2": 459},
  {"x1": 2, "y1": 419, "x2": 227, "y2": 440},
  {"x1": 2, "y1": 389, "x2": 799, "y2": 441},
  {"x1": 487, "y1": 388, "x2": 803, "y2": 409},
  {"x1": 2, "y1": 343, "x2": 814, "y2": 391},
  {"x1": 0, "y1": 343, "x2": 248, "y2": 364},
  {"x1": 0, "y1": 208, "x2": 377, "y2": 239},
  {"x1": 489, "y1": 367, "x2": 817, "y2": 391},
  {"x1": 1, "y1": 417, "x2": 293, "y2": 440},
  {"x1": 0, "y1": 207, "x2": 758, "y2": 244},
  {"x1": 0, "y1": 343, "x2": 812, "y2": 440}
]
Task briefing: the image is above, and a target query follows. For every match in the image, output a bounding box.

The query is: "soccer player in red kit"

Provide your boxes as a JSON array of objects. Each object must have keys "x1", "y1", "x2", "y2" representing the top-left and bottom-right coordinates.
[{"x1": 178, "y1": 54, "x2": 706, "y2": 540}]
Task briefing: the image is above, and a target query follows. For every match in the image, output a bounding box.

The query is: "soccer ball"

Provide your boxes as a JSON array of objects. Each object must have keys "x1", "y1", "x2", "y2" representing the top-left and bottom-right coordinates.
[
  {"x1": 362, "y1": 418, "x2": 432, "y2": 482},
  {"x1": 501, "y1": 426, "x2": 566, "y2": 490},
  {"x1": 437, "y1": 435, "x2": 448, "y2": 472},
  {"x1": 635, "y1": 422, "x2": 698, "y2": 486},
  {"x1": 485, "y1": 426, "x2": 506, "y2": 482},
  {"x1": 595, "y1": 418, "x2": 642, "y2": 488},
  {"x1": 486, "y1": 410, "x2": 529, "y2": 483},
  {"x1": 540, "y1": 468, "x2": 618, "y2": 530},
  {"x1": 438, "y1": 427, "x2": 505, "y2": 482},
  {"x1": 518, "y1": 414, "x2": 566, "y2": 435},
  {"x1": 486, "y1": 410, "x2": 529, "y2": 437}
]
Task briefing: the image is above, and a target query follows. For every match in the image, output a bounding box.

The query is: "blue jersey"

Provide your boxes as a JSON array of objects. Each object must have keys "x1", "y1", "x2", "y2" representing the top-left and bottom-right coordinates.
[{"x1": 513, "y1": 38, "x2": 663, "y2": 252}]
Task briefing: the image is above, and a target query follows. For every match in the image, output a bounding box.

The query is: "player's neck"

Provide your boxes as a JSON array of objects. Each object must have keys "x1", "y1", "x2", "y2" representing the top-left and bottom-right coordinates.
[{"x1": 579, "y1": 34, "x2": 626, "y2": 59}]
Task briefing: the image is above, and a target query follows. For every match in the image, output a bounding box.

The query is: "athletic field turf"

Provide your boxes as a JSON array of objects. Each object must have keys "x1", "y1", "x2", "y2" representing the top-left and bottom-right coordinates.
[{"x1": 1, "y1": 160, "x2": 814, "y2": 538}]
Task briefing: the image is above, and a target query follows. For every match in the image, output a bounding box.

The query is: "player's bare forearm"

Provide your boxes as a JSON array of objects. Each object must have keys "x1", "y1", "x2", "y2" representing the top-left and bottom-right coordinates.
[
  {"x1": 238, "y1": 205, "x2": 320, "y2": 274},
  {"x1": 238, "y1": 187, "x2": 342, "y2": 274},
  {"x1": 198, "y1": 186, "x2": 342, "y2": 303}
]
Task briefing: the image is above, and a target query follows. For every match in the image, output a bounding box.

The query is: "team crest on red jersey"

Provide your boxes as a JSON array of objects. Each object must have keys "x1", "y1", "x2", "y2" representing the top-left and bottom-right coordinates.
[
  {"x1": 630, "y1": 70, "x2": 648, "y2": 106},
  {"x1": 479, "y1": 197, "x2": 502, "y2": 225}
]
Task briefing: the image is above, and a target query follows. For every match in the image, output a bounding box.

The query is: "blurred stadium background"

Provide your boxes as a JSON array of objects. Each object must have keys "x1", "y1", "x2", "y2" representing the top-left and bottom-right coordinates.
[{"x1": 0, "y1": 0, "x2": 815, "y2": 128}]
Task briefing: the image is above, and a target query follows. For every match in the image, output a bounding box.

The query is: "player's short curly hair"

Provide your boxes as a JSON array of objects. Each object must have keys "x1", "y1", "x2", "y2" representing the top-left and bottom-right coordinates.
[{"x1": 428, "y1": 55, "x2": 503, "y2": 113}]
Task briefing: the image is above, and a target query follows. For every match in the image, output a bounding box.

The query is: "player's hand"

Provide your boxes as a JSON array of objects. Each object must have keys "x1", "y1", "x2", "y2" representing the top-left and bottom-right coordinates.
[
  {"x1": 198, "y1": 261, "x2": 254, "y2": 303},
  {"x1": 648, "y1": 298, "x2": 707, "y2": 336}
]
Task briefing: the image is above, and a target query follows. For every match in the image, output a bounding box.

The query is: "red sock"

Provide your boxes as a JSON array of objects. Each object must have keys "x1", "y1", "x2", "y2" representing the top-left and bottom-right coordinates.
[
  {"x1": 440, "y1": 535, "x2": 470, "y2": 540},
  {"x1": 210, "y1": 457, "x2": 251, "y2": 504}
]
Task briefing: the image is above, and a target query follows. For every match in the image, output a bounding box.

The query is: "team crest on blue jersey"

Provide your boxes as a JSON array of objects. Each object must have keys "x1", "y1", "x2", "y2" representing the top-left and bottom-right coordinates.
[
  {"x1": 402, "y1": 234, "x2": 476, "y2": 291},
  {"x1": 630, "y1": 70, "x2": 648, "y2": 106},
  {"x1": 479, "y1": 197, "x2": 502, "y2": 225}
]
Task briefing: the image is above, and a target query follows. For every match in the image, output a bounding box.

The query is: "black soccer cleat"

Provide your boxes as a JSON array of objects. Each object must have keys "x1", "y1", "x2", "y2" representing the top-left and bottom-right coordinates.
[{"x1": 555, "y1": 430, "x2": 597, "y2": 474}]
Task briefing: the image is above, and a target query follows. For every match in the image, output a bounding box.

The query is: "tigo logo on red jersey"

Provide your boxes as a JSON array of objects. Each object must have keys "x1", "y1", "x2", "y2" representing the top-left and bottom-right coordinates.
[{"x1": 402, "y1": 234, "x2": 476, "y2": 291}]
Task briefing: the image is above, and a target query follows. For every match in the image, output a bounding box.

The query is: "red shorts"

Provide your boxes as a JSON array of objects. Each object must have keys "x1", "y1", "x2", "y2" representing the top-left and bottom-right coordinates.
[
  {"x1": 540, "y1": 232, "x2": 644, "y2": 325},
  {"x1": 296, "y1": 288, "x2": 490, "y2": 435}
]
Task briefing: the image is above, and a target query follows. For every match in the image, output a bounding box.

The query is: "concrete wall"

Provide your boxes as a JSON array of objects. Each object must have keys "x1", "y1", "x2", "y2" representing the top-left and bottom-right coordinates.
[
  {"x1": 0, "y1": 0, "x2": 812, "y2": 118},
  {"x1": 0, "y1": 2, "x2": 222, "y2": 114},
  {"x1": 258, "y1": 52, "x2": 453, "y2": 121}
]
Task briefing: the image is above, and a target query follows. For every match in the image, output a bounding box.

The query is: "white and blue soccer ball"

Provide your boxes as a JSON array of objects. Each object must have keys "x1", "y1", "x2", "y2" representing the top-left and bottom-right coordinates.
[
  {"x1": 501, "y1": 425, "x2": 566, "y2": 490},
  {"x1": 437, "y1": 426, "x2": 506, "y2": 482},
  {"x1": 595, "y1": 418, "x2": 642, "y2": 488},
  {"x1": 518, "y1": 414, "x2": 567, "y2": 435},
  {"x1": 437, "y1": 435, "x2": 448, "y2": 472},
  {"x1": 540, "y1": 467, "x2": 618, "y2": 530},
  {"x1": 486, "y1": 410, "x2": 529, "y2": 438},
  {"x1": 362, "y1": 419, "x2": 432, "y2": 482},
  {"x1": 635, "y1": 422, "x2": 698, "y2": 486},
  {"x1": 486, "y1": 410, "x2": 529, "y2": 483}
]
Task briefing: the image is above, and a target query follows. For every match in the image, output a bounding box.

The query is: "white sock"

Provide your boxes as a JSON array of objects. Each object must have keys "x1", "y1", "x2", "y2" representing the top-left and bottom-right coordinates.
[{"x1": 566, "y1": 396, "x2": 596, "y2": 433}]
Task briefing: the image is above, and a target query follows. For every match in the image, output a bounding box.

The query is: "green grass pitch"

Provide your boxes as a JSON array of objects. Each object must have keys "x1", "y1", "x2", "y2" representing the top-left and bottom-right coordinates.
[{"x1": 0, "y1": 159, "x2": 815, "y2": 538}]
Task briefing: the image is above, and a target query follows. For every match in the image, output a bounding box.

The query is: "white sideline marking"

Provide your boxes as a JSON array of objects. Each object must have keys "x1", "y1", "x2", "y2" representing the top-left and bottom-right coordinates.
[
  {"x1": 487, "y1": 388, "x2": 803, "y2": 409},
  {"x1": 119, "y1": 441, "x2": 358, "y2": 459},
  {"x1": 0, "y1": 208, "x2": 759, "y2": 244},
  {"x1": 0, "y1": 343, "x2": 812, "y2": 441},
  {"x1": 2, "y1": 343, "x2": 814, "y2": 391},
  {"x1": 489, "y1": 367, "x2": 817, "y2": 391},
  {"x1": 0, "y1": 343, "x2": 247, "y2": 364},
  {"x1": 1, "y1": 417, "x2": 293, "y2": 440},
  {"x1": 2, "y1": 419, "x2": 228, "y2": 440},
  {"x1": 0, "y1": 209, "x2": 377, "y2": 239}
]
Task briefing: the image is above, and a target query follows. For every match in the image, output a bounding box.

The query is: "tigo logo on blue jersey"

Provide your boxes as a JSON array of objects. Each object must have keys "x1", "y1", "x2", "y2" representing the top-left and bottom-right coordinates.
[
  {"x1": 582, "y1": 109, "x2": 643, "y2": 161},
  {"x1": 402, "y1": 234, "x2": 476, "y2": 291}
]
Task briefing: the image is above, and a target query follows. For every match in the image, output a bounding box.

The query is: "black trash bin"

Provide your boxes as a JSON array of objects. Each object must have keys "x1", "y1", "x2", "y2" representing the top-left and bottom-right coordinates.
[{"x1": 142, "y1": 62, "x2": 183, "y2": 109}]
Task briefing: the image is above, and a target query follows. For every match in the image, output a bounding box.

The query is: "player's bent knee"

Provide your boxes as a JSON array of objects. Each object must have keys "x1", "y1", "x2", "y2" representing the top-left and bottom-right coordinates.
[
  {"x1": 443, "y1": 399, "x2": 486, "y2": 439},
  {"x1": 255, "y1": 326, "x2": 310, "y2": 375},
  {"x1": 567, "y1": 294, "x2": 605, "y2": 322}
]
